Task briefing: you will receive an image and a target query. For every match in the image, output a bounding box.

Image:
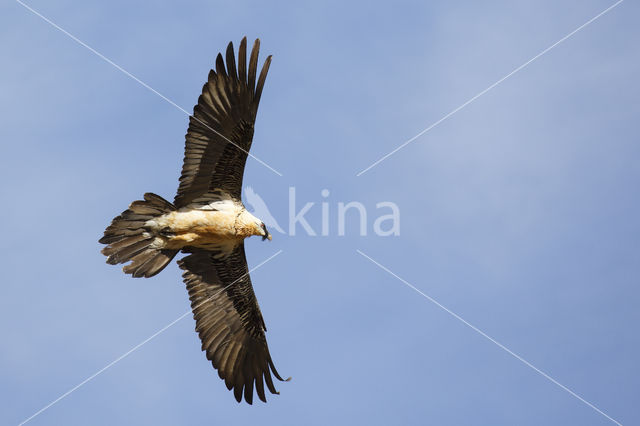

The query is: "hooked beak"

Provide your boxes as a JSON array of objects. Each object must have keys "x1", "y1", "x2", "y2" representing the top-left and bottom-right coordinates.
[{"x1": 262, "y1": 229, "x2": 272, "y2": 241}]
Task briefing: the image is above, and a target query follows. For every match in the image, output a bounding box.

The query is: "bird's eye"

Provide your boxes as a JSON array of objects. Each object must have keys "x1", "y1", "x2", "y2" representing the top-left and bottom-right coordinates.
[{"x1": 261, "y1": 222, "x2": 266, "y2": 231}]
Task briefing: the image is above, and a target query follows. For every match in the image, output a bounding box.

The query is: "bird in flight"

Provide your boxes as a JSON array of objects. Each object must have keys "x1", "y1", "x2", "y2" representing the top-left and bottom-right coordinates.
[{"x1": 99, "y1": 37, "x2": 287, "y2": 404}]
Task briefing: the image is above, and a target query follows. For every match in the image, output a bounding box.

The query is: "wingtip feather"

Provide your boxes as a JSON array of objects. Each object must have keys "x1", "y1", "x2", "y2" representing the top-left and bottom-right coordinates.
[{"x1": 225, "y1": 41, "x2": 237, "y2": 79}]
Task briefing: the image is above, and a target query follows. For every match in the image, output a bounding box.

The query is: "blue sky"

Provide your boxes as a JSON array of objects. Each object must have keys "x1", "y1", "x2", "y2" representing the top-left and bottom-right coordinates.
[{"x1": 1, "y1": 0, "x2": 639, "y2": 425}]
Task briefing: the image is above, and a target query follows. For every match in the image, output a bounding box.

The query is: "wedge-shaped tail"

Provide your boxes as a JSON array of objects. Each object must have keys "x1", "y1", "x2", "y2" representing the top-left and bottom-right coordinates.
[{"x1": 99, "y1": 193, "x2": 178, "y2": 278}]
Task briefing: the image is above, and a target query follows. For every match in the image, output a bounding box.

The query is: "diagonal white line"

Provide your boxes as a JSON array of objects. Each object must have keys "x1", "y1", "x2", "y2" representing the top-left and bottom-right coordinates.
[
  {"x1": 18, "y1": 249, "x2": 284, "y2": 426},
  {"x1": 356, "y1": 249, "x2": 622, "y2": 426},
  {"x1": 356, "y1": 0, "x2": 624, "y2": 176},
  {"x1": 15, "y1": 0, "x2": 283, "y2": 177}
]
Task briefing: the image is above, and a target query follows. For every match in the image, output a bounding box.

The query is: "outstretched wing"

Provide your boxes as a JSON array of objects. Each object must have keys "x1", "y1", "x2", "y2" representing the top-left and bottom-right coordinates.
[
  {"x1": 175, "y1": 37, "x2": 272, "y2": 207},
  {"x1": 178, "y1": 245, "x2": 286, "y2": 404}
]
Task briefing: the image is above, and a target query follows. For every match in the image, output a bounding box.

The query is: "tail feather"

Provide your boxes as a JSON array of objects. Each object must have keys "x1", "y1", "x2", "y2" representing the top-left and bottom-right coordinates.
[
  {"x1": 101, "y1": 233, "x2": 149, "y2": 256},
  {"x1": 99, "y1": 228, "x2": 145, "y2": 244},
  {"x1": 105, "y1": 237, "x2": 155, "y2": 265},
  {"x1": 100, "y1": 193, "x2": 178, "y2": 278},
  {"x1": 123, "y1": 249, "x2": 178, "y2": 278}
]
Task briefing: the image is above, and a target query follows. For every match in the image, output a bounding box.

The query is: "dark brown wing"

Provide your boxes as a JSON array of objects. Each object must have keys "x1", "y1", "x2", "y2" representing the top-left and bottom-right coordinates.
[
  {"x1": 177, "y1": 245, "x2": 286, "y2": 404},
  {"x1": 175, "y1": 37, "x2": 272, "y2": 207}
]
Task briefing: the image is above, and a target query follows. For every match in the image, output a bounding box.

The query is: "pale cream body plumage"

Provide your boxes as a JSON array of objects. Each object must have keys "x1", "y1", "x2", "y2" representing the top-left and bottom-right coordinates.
[{"x1": 145, "y1": 201, "x2": 269, "y2": 251}]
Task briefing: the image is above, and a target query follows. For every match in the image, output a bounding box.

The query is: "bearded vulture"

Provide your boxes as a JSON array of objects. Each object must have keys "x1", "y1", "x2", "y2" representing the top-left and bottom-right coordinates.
[{"x1": 99, "y1": 37, "x2": 287, "y2": 404}]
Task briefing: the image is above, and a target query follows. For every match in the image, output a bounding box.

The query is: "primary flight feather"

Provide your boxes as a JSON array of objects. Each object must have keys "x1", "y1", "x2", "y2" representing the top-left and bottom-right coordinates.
[{"x1": 99, "y1": 37, "x2": 287, "y2": 404}]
